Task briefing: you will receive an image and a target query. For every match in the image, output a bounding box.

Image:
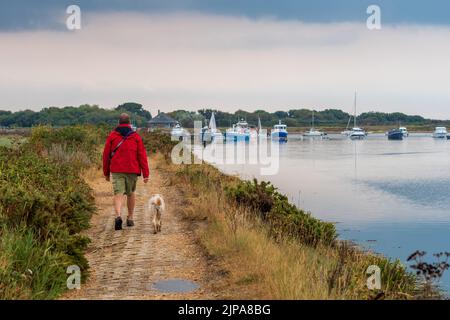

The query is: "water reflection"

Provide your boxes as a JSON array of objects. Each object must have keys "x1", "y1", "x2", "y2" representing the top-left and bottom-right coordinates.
[{"x1": 205, "y1": 133, "x2": 450, "y2": 293}]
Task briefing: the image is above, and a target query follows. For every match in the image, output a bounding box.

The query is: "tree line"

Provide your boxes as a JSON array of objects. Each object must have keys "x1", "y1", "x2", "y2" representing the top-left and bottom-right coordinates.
[{"x1": 0, "y1": 103, "x2": 443, "y2": 128}]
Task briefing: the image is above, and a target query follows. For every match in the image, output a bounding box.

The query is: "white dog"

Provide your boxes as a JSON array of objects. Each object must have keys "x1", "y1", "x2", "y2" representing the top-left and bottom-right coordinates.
[{"x1": 148, "y1": 194, "x2": 165, "y2": 234}]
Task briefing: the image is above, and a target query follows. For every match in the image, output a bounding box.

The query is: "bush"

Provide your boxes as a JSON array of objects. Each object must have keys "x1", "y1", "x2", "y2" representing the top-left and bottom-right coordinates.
[
  {"x1": 29, "y1": 125, "x2": 105, "y2": 169},
  {"x1": 226, "y1": 179, "x2": 337, "y2": 246},
  {"x1": 141, "y1": 130, "x2": 178, "y2": 160},
  {"x1": 0, "y1": 129, "x2": 97, "y2": 299}
]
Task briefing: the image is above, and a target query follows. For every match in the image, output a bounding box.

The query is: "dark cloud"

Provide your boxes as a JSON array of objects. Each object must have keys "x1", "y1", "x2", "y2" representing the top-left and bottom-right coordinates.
[{"x1": 1, "y1": 0, "x2": 450, "y2": 31}]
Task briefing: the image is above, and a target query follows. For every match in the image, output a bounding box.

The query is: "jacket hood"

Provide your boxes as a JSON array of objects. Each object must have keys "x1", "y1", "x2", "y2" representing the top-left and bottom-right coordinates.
[{"x1": 115, "y1": 124, "x2": 134, "y2": 137}]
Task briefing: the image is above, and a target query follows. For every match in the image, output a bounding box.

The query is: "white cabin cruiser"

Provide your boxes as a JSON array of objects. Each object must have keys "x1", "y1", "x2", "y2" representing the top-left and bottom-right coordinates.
[
  {"x1": 226, "y1": 119, "x2": 251, "y2": 142},
  {"x1": 433, "y1": 127, "x2": 447, "y2": 139},
  {"x1": 171, "y1": 123, "x2": 187, "y2": 140},
  {"x1": 399, "y1": 127, "x2": 409, "y2": 137}
]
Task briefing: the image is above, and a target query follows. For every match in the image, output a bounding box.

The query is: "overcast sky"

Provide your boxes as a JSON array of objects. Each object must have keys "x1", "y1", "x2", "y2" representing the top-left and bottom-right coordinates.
[{"x1": 1, "y1": 1, "x2": 450, "y2": 118}]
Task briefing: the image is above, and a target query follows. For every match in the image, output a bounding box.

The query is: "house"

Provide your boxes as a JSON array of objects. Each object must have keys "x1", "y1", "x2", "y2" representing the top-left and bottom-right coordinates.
[{"x1": 147, "y1": 111, "x2": 178, "y2": 131}]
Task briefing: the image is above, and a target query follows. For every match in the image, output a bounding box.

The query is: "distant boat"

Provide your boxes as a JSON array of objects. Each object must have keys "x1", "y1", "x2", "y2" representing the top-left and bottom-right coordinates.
[
  {"x1": 303, "y1": 110, "x2": 325, "y2": 137},
  {"x1": 271, "y1": 120, "x2": 288, "y2": 142},
  {"x1": 399, "y1": 127, "x2": 409, "y2": 137},
  {"x1": 225, "y1": 119, "x2": 250, "y2": 142},
  {"x1": 433, "y1": 127, "x2": 447, "y2": 139},
  {"x1": 206, "y1": 112, "x2": 223, "y2": 142},
  {"x1": 348, "y1": 91, "x2": 367, "y2": 140},
  {"x1": 387, "y1": 129, "x2": 403, "y2": 140},
  {"x1": 171, "y1": 123, "x2": 187, "y2": 141},
  {"x1": 257, "y1": 117, "x2": 266, "y2": 137}
]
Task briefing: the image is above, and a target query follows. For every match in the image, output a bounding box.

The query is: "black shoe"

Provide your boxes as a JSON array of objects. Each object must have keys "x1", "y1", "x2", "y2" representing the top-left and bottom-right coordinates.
[
  {"x1": 127, "y1": 218, "x2": 134, "y2": 227},
  {"x1": 114, "y1": 217, "x2": 123, "y2": 230}
]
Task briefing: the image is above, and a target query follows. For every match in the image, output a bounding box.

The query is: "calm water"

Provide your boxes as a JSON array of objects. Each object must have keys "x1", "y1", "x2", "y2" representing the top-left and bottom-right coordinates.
[{"x1": 202, "y1": 133, "x2": 450, "y2": 293}]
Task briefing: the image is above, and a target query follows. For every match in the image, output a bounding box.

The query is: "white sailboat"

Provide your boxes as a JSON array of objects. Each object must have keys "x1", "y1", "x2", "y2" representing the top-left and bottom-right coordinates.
[
  {"x1": 257, "y1": 117, "x2": 266, "y2": 137},
  {"x1": 348, "y1": 91, "x2": 366, "y2": 140},
  {"x1": 303, "y1": 110, "x2": 324, "y2": 137},
  {"x1": 208, "y1": 112, "x2": 223, "y2": 141}
]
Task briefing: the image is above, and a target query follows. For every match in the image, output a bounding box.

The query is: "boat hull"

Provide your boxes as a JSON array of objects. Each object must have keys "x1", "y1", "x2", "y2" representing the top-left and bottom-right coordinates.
[
  {"x1": 350, "y1": 133, "x2": 365, "y2": 140},
  {"x1": 225, "y1": 133, "x2": 250, "y2": 142},
  {"x1": 271, "y1": 131, "x2": 288, "y2": 142},
  {"x1": 388, "y1": 132, "x2": 403, "y2": 140}
]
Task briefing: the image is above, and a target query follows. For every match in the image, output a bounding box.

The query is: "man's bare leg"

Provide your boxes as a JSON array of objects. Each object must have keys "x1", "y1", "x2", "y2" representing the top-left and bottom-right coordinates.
[
  {"x1": 114, "y1": 194, "x2": 124, "y2": 217},
  {"x1": 127, "y1": 192, "x2": 136, "y2": 220}
]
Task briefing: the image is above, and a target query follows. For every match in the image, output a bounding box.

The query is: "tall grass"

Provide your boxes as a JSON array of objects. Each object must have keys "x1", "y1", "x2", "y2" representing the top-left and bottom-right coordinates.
[{"x1": 149, "y1": 136, "x2": 417, "y2": 300}]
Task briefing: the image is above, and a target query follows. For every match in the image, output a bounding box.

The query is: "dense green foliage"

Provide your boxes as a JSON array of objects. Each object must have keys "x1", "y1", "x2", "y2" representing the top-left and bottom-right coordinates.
[
  {"x1": 0, "y1": 103, "x2": 152, "y2": 128},
  {"x1": 1, "y1": 104, "x2": 444, "y2": 129},
  {"x1": 141, "y1": 130, "x2": 178, "y2": 162},
  {"x1": 225, "y1": 179, "x2": 337, "y2": 246},
  {"x1": 0, "y1": 126, "x2": 102, "y2": 299}
]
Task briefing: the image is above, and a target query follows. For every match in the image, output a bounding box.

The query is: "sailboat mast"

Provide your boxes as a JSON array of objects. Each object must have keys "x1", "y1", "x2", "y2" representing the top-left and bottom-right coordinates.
[{"x1": 353, "y1": 91, "x2": 357, "y2": 128}]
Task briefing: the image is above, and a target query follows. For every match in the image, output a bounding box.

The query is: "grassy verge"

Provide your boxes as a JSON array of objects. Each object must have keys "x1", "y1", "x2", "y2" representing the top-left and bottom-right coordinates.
[
  {"x1": 147, "y1": 132, "x2": 417, "y2": 299},
  {"x1": 0, "y1": 126, "x2": 104, "y2": 299}
]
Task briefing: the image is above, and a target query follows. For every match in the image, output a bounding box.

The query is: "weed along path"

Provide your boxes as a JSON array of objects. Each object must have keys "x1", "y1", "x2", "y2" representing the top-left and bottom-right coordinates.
[{"x1": 64, "y1": 155, "x2": 216, "y2": 300}]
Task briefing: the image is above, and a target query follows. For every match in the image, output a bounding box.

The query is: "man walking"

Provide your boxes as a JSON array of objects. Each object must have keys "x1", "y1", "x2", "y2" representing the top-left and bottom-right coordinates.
[{"x1": 102, "y1": 113, "x2": 149, "y2": 230}]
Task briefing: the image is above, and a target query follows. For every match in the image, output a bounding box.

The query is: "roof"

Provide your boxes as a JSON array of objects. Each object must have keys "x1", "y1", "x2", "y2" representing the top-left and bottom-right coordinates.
[{"x1": 148, "y1": 112, "x2": 178, "y2": 124}]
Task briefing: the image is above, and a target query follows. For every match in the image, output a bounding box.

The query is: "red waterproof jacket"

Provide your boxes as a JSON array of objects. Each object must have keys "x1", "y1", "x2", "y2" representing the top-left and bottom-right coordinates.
[{"x1": 102, "y1": 124, "x2": 149, "y2": 179}]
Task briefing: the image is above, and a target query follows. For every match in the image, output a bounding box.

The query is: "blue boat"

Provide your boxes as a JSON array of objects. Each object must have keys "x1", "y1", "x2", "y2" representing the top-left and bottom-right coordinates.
[
  {"x1": 387, "y1": 129, "x2": 403, "y2": 140},
  {"x1": 271, "y1": 121, "x2": 288, "y2": 142}
]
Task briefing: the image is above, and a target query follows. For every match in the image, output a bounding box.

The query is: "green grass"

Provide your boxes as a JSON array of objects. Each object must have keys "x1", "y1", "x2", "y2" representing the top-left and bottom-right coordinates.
[{"x1": 0, "y1": 137, "x2": 12, "y2": 147}]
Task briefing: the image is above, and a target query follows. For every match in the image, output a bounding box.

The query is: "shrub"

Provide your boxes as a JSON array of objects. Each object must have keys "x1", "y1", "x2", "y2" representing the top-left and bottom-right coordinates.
[
  {"x1": 0, "y1": 143, "x2": 95, "y2": 299},
  {"x1": 141, "y1": 130, "x2": 178, "y2": 160},
  {"x1": 225, "y1": 179, "x2": 337, "y2": 246},
  {"x1": 29, "y1": 125, "x2": 105, "y2": 169}
]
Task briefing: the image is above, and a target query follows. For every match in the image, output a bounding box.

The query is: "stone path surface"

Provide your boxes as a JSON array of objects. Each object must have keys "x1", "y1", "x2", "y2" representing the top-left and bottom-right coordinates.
[{"x1": 64, "y1": 157, "x2": 215, "y2": 300}]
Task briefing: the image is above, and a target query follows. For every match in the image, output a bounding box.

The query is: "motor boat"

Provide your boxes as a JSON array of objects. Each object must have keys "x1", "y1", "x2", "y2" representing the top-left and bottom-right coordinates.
[
  {"x1": 387, "y1": 129, "x2": 403, "y2": 140},
  {"x1": 271, "y1": 120, "x2": 288, "y2": 142},
  {"x1": 225, "y1": 119, "x2": 251, "y2": 142},
  {"x1": 349, "y1": 127, "x2": 366, "y2": 140},
  {"x1": 399, "y1": 127, "x2": 409, "y2": 137},
  {"x1": 433, "y1": 127, "x2": 447, "y2": 139},
  {"x1": 171, "y1": 123, "x2": 187, "y2": 141}
]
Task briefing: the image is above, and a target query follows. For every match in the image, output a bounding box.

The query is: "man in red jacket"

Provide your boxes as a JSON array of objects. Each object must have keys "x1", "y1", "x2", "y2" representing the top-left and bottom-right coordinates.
[{"x1": 102, "y1": 113, "x2": 149, "y2": 230}]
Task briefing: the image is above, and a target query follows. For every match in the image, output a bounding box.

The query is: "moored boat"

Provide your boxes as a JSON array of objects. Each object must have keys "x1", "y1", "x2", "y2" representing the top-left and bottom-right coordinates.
[
  {"x1": 303, "y1": 110, "x2": 325, "y2": 138},
  {"x1": 271, "y1": 120, "x2": 288, "y2": 142},
  {"x1": 433, "y1": 127, "x2": 447, "y2": 139},
  {"x1": 387, "y1": 129, "x2": 403, "y2": 140},
  {"x1": 399, "y1": 127, "x2": 409, "y2": 137},
  {"x1": 347, "y1": 92, "x2": 366, "y2": 140},
  {"x1": 171, "y1": 123, "x2": 188, "y2": 141},
  {"x1": 225, "y1": 119, "x2": 251, "y2": 142}
]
